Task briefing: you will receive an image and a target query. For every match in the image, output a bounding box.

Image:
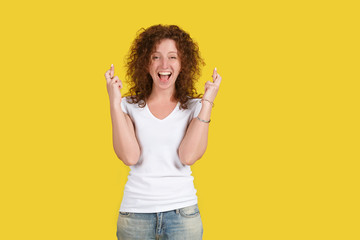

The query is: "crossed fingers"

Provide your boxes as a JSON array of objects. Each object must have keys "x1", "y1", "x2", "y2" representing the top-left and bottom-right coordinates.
[
  {"x1": 212, "y1": 67, "x2": 222, "y2": 86},
  {"x1": 105, "y1": 64, "x2": 122, "y2": 88},
  {"x1": 105, "y1": 64, "x2": 115, "y2": 82}
]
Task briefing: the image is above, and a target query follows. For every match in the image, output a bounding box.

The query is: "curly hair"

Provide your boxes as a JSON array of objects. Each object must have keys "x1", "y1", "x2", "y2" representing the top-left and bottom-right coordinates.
[{"x1": 123, "y1": 24, "x2": 205, "y2": 109}]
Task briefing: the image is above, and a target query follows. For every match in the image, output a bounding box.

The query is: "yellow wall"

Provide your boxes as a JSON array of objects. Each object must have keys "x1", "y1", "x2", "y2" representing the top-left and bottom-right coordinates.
[{"x1": 1, "y1": 0, "x2": 359, "y2": 239}]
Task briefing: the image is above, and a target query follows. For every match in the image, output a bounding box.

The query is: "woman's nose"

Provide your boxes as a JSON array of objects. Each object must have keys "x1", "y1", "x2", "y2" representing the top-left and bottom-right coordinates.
[{"x1": 160, "y1": 58, "x2": 169, "y2": 68}]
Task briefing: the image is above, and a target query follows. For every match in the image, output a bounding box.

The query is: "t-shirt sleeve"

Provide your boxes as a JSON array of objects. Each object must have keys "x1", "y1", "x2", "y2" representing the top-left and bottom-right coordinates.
[
  {"x1": 192, "y1": 99, "x2": 203, "y2": 118},
  {"x1": 120, "y1": 97, "x2": 128, "y2": 114}
]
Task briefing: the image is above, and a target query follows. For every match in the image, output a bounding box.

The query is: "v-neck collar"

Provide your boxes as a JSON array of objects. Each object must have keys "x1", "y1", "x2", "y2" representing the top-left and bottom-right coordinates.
[{"x1": 146, "y1": 102, "x2": 180, "y2": 121}]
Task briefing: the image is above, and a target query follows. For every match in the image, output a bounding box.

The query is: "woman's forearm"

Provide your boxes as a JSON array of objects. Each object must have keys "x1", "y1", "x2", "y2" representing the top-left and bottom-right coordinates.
[
  {"x1": 178, "y1": 101, "x2": 213, "y2": 165},
  {"x1": 110, "y1": 103, "x2": 140, "y2": 166}
]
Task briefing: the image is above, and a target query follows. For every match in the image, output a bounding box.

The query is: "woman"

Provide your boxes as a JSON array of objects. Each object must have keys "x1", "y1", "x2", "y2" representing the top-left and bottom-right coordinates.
[{"x1": 104, "y1": 24, "x2": 221, "y2": 240}]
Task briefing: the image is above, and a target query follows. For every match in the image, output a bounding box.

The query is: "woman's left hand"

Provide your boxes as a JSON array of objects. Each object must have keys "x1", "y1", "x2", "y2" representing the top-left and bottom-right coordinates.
[{"x1": 202, "y1": 67, "x2": 222, "y2": 103}]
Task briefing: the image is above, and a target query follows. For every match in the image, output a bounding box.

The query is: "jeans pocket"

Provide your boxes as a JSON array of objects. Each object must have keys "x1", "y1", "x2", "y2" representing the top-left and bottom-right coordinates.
[
  {"x1": 119, "y1": 211, "x2": 131, "y2": 217},
  {"x1": 179, "y1": 204, "x2": 200, "y2": 218}
]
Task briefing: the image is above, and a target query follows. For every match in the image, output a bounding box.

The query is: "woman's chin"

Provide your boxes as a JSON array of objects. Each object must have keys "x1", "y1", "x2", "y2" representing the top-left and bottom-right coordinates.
[{"x1": 153, "y1": 82, "x2": 174, "y2": 92}]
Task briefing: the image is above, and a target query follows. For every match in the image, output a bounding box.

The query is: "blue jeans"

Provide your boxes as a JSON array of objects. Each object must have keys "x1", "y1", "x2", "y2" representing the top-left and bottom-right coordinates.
[{"x1": 116, "y1": 204, "x2": 203, "y2": 240}]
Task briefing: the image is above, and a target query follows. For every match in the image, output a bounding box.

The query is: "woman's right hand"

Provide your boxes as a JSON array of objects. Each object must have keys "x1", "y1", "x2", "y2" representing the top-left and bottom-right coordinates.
[{"x1": 104, "y1": 64, "x2": 123, "y2": 106}]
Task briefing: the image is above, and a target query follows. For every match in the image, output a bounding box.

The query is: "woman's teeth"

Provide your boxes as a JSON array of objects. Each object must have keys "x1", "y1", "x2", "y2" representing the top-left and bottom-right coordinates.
[
  {"x1": 158, "y1": 71, "x2": 171, "y2": 76},
  {"x1": 158, "y1": 72, "x2": 171, "y2": 81}
]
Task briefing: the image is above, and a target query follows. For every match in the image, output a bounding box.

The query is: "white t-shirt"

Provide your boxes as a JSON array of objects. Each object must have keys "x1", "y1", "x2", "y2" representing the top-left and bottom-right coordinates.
[{"x1": 119, "y1": 96, "x2": 203, "y2": 213}]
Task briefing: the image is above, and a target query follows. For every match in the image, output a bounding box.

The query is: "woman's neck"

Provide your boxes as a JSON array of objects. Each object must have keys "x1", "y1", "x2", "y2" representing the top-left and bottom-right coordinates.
[{"x1": 148, "y1": 85, "x2": 177, "y2": 103}]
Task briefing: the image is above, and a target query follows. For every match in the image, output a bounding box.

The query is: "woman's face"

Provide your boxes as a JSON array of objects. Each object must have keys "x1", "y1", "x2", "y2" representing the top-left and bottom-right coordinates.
[{"x1": 148, "y1": 38, "x2": 181, "y2": 92}]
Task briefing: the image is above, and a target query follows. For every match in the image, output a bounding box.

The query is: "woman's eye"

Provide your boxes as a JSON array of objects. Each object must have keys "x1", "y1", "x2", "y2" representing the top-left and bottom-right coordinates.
[
  {"x1": 152, "y1": 56, "x2": 159, "y2": 60},
  {"x1": 170, "y1": 56, "x2": 177, "y2": 59}
]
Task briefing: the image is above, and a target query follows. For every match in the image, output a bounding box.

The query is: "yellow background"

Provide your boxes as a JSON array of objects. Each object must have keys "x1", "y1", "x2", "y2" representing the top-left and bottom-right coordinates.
[{"x1": 1, "y1": 0, "x2": 359, "y2": 239}]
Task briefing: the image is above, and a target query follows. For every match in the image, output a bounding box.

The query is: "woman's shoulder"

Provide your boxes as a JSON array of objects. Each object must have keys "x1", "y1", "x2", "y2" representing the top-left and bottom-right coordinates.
[
  {"x1": 187, "y1": 96, "x2": 201, "y2": 101},
  {"x1": 121, "y1": 96, "x2": 132, "y2": 101},
  {"x1": 121, "y1": 96, "x2": 138, "y2": 105},
  {"x1": 121, "y1": 96, "x2": 146, "y2": 110},
  {"x1": 186, "y1": 97, "x2": 201, "y2": 106},
  {"x1": 120, "y1": 96, "x2": 135, "y2": 112},
  {"x1": 183, "y1": 97, "x2": 202, "y2": 112}
]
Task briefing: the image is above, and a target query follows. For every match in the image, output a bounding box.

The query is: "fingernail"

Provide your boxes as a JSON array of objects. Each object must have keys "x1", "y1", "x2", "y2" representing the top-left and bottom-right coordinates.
[
  {"x1": 111, "y1": 64, "x2": 114, "y2": 68},
  {"x1": 215, "y1": 67, "x2": 217, "y2": 71}
]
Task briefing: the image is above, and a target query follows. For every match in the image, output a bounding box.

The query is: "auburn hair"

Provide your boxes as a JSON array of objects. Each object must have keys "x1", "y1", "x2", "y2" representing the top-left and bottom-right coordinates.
[{"x1": 124, "y1": 24, "x2": 205, "y2": 109}]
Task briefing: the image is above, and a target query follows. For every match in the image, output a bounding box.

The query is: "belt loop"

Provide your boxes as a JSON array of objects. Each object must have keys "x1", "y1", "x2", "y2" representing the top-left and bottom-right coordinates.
[{"x1": 176, "y1": 209, "x2": 179, "y2": 214}]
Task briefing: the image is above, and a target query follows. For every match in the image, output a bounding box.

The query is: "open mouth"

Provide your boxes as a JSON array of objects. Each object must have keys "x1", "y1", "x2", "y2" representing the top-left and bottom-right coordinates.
[{"x1": 158, "y1": 71, "x2": 172, "y2": 82}]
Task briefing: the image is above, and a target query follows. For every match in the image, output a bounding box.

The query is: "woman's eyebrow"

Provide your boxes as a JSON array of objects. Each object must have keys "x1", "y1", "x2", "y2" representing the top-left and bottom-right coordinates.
[{"x1": 153, "y1": 51, "x2": 178, "y2": 54}]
